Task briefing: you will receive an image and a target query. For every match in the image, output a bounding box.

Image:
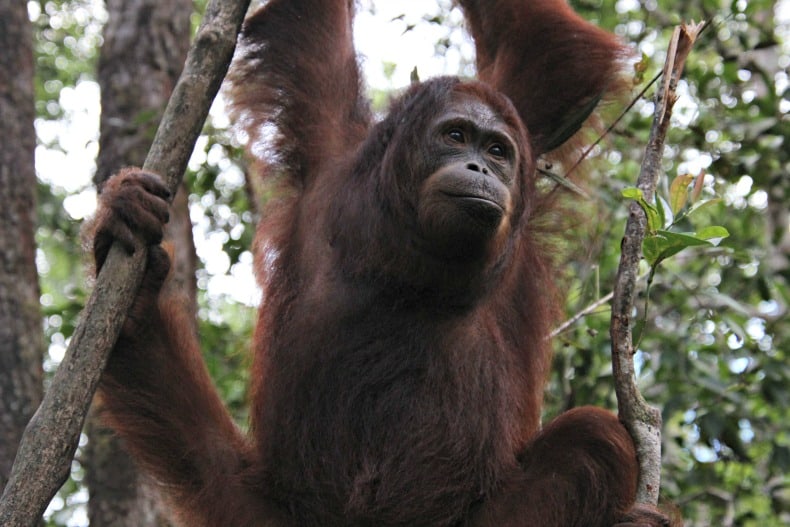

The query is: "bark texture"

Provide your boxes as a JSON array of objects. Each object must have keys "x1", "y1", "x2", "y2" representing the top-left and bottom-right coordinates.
[
  {"x1": 0, "y1": 0, "x2": 44, "y2": 491},
  {"x1": 610, "y1": 22, "x2": 704, "y2": 505}
]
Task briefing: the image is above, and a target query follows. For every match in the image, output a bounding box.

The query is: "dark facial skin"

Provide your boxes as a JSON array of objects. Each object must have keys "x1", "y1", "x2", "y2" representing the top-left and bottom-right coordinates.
[{"x1": 418, "y1": 94, "x2": 519, "y2": 260}]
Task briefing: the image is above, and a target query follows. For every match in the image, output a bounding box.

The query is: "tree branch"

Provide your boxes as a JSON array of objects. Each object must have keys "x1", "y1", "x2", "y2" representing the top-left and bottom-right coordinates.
[
  {"x1": 610, "y1": 21, "x2": 704, "y2": 505},
  {"x1": 0, "y1": 1, "x2": 250, "y2": 525}
]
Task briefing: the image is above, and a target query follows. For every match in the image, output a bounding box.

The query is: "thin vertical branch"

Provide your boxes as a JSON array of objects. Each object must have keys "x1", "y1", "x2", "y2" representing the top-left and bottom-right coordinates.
[
  {"x1": 0, "y1": 2, "x2": 250, "y2": 525},
  {"x1": 610, "y1": 21, "x2": 705, "y2": 505}
]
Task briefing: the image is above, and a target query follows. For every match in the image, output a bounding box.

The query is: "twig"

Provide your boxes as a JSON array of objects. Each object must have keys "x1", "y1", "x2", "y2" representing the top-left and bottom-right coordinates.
[
  {"x1": 549, "y1": 270, "x2": 651, "y2": 339},
  {"x1": 0, "y1": 2, "x2": 250, "y2": 525},
  {"x1": 609, "y1": 21, "x2": 705, "y2": 505},
  {"x1": 551, "y1": 291, "x2": 614, "y2": 339}
]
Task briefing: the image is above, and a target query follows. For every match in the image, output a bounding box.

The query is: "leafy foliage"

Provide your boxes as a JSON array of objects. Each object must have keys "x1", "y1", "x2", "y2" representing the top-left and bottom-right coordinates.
[
  {"x1": 549, "y1": 1, "x2": 789, "y2": 524},
  {"x1": 621, "y1": 183, "x2": 729, "y2": 268}
]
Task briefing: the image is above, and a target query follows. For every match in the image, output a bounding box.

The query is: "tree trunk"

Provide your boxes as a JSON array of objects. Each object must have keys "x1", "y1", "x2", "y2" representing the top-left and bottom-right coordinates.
[
  {"x1": 0, "y1": 0, "x2": 44, "y2": 492},
  {"x1": 87, "y1": 0, "x2": 194, "y2": 524}
]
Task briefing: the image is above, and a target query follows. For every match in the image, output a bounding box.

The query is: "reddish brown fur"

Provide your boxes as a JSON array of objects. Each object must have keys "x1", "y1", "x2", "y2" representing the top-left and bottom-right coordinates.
[{"x1": 90, "y1": 1, "x2": 674, "y2": 526}]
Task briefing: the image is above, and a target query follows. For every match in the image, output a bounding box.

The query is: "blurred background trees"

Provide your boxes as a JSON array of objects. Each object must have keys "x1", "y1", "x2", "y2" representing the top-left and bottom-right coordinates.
[
  {"x1": 1, "y1": 0, "x2": 786, "y2": 525},
  {"x1": 0, "y1": 0, "x2": 43, "y2": 501}
]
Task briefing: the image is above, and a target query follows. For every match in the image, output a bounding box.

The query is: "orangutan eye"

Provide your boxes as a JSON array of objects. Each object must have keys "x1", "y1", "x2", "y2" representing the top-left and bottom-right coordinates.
[
  {"x1": 488, "y1": 143, "x2": 506, "y2": 158},
  {"x1": 447, "y1": 129, "x2": 465, "y2": 143}
]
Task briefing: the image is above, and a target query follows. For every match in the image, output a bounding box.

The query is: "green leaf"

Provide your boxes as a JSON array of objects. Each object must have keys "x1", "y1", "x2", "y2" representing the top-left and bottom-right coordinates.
[
  {"x1": 696, "y1": 225, "x2": 730, "y2": 243},
  {"x1": 633, "y1": 51, "x2": 649, "y2": 84},
  {"x1": 687, "y1": 197, "x2": 722, "y2": 216},
  {"x1": 621, "y1": 187, "x2": 643, "y2": 200},
  {"x1": 670, "y1": 173, "x2": 695, "y2": 215},
  {"x1": 622, "y1": 187, "x2": 662, "y2": 234},
  {"x1": 642, "y1": 230, "x2": 715, "y2": 267}
]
